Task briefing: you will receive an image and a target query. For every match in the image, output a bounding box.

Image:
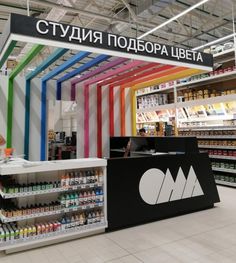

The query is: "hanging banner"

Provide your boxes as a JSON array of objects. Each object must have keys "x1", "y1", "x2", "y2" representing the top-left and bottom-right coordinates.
[{"x1": 1, "y1": 13, "x2": 213, "y2": 70}]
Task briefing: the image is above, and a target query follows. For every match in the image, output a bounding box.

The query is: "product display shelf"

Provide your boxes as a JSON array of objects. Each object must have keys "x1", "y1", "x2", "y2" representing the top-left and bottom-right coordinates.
[
  {"x1": 0, "y1": 202, "x2": 104, "y2": 223},
  {"x1": 215, "y1": 179, "x2": 236, "y2": 188},
  {"x1": 180, "y1": 126, "x2": 236, "y2": 131},
  {"x1": 136, "y1": 102, "x2": 174, "y2": 113},
  {"x1": 0, "y1": 222, "x2": 106, "y2": 253},
  {"x1": 0, "y1": 158, "x2": 107, "y2": 253},
  {"x1": 176, "y1": 68, "x2": 236, "y2": 89},
  {"x1": 177, "y1": 93, "x2": 236, "y2": 108},
  {"x1": 0, "y1": 182, "x2": 103, "y2": 199},
  {"x1": 136, "y1": 93, "x2": 236, "y2": 114},
  {"x1": 136, "y1": 86, "x2": 174, "y2": 97},
  {"x1": 212, "y1": 167, "x2": 236, "y2": 174},
  {"x1": 209, "y1": 155, "x2": 236, "y2": 160},
  {"x1": 0, "y1": 158, "x2": 105, "y2": 175},
  {"x1": 197, "y1": 135, "x2": 236, "y2": 139},
  {"x1": 199, "y1": 145, "x2": 236, "y2": 150}
]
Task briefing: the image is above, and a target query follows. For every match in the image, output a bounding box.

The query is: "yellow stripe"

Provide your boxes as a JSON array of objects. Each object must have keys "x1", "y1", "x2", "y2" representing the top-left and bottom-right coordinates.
[{"x1": 133, "y1": 69, "x2": 203, "y2": 91}]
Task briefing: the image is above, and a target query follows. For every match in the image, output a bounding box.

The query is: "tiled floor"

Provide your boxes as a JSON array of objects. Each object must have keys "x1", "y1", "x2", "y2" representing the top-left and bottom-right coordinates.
[{"x1": 1, "y1": 186, "x2": 236, "y2": 262}]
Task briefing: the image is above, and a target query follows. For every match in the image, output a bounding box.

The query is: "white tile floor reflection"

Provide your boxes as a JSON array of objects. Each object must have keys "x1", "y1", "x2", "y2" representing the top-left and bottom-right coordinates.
[{"x1": 1, "y1": 186, "x2": 236, "y2": 263}]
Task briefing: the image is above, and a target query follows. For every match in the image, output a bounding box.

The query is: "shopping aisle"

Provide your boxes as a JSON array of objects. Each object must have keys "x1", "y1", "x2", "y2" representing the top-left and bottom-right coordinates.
[{"x1": 0, "y1": 186, "x2": 235, "y2": 263}]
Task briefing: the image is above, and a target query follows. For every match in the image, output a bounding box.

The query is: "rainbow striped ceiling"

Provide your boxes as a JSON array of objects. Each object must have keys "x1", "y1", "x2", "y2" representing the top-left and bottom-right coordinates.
[{"x1": 0, "y1": 14, "x2": 213, "y2": 160}]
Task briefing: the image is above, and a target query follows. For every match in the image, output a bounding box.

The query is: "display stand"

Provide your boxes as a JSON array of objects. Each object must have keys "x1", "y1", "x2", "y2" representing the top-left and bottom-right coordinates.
[{"x1": 0, "y1": 158, "x2": 107, "y2": 253}]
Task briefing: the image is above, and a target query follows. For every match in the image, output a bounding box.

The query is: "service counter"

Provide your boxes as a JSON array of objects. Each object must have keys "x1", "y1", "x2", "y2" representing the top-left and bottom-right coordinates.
[{"x1": 106, "y1": 137, "x2": 220, "y2": 231}]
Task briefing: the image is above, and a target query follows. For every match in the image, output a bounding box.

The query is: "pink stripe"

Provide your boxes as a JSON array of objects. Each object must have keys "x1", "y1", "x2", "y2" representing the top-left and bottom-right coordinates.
[
  {"x1": 70, "y1": 58, "x2": 128, "y2": 100},
  {"x1": 84, "y1": 84, "x2": 89, "y2": 157},
  {"x1": 84, "y1": 60, "x2": 143, "y2": 86},
  {"x1": 83, "y1": 60, "x2": 144, "y2": 158}
]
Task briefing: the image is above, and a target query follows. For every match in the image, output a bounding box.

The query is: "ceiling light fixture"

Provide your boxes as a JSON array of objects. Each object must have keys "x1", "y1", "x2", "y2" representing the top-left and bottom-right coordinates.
[
  {"x1": 192, "y1": 33, "x2": 236, "y2": 50},
  {"x1": 137, "y1": 0, "x2": 210, "y2": 40}
]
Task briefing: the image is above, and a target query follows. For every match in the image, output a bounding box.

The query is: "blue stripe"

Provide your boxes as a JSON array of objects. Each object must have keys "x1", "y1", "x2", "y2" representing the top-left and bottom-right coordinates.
[
  {"x1": 42, "y1": 51, "x2": 90, "y2": 82},
  {"x1": 40, "y1": 51, "x2": 91, "y2": 160},
  {"x1": 56, "y1": 54, "x2": 109, "y2": 100},
  {"x1": 57, "y1": 55, "x2": 109, "y2": 83},
  {"x1": 24, "y1": 48, "x2": 68, "y2": 160},
  {"x1": 26, "y1": 48, "x2": 68, "y2": 80},
  {"x1": 40, "y1": 80, "x2": 47, "y2": 161}
]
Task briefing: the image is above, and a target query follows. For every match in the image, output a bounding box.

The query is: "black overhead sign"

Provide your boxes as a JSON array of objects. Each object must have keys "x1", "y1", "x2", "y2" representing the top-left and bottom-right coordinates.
[{"x1": 6, "y1": 14, "x2": 213, "y2": 69}]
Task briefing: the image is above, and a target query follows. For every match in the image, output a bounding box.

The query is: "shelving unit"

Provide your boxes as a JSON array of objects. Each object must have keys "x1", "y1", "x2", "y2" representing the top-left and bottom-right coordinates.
[
  {"x1": 199, "y1": 145, "x2": 236, "y2": 149},
  {"x1": 0, "y1": 158, "x2": 107, "y2": 253},
  {"x1": 176, "y1": 68, "x2": 236, "y2": 88},
  {"x1": 0, "y1": 203, "x2": 104, "y2": 223},
  {"x1": 209, "y1": 155, "x2": 236, "y2": 160},
  {"x1": 135, "y1": 45, "x2": 236, "y2": 187},
  {"x1": 215, "y1": 180, "x2": 236, "y2": 187},
  {"x1": 212, "y1": 167, "x2": 236, "y2": 174},
  {"x1": 0, "y1": 222, "x2": 106, "y2": 253}
]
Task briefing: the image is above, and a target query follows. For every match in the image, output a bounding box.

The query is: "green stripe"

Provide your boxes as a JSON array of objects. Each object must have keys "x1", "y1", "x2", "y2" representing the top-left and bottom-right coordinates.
[
  {"x1": 9, "y1": 45, "x2": 44, "y2": 79},
  {"x1": 0, "y1": 41, "x2": 17, "y2": 69},
  {"x1": 6, "y1": 44, "x2": 44, "y2": 148}
]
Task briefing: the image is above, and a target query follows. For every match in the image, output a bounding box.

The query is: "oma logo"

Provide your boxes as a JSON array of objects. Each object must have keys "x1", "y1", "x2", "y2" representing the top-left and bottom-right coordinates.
[{"x1": 139, "y1": 166, "x2": 204, "y2": 205}]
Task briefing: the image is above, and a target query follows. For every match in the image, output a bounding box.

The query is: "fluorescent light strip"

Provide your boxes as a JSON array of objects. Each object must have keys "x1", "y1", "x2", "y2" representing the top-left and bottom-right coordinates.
[
  {"x1": 138, "y1": 0, "x2": 210, "y2": 40},
  {"x1": 192, "y1": 33, "x2": 236, "y2": 50}
]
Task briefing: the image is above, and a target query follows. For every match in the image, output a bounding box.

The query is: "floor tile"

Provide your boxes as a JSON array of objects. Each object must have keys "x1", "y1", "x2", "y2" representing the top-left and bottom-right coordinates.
[{"x1": 0, "y1": 186, "x2": 235, "y2": 263}]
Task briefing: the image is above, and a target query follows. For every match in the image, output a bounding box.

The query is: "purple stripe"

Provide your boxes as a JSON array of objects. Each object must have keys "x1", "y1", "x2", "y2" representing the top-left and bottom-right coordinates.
[{"x1": 70, "y1": 58, "x2": 128, "y2": 100}]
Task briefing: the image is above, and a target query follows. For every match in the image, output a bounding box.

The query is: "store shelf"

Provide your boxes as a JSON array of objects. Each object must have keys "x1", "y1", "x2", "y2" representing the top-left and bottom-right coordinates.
[
  {"x1": 179, "y1": 126, "x2": 236, "y2": 131},
  {"x1": 0, "y1": 222, "x2": 106, "y2": 252},
  {"x1": 199, "y1": 145, "x2": 236, "y2": 150},
  {"x1": 215, "y1": 180, "x2": 236, "y2": 188},
  {"x1": 0, "y1": 183, "x2": 103, "y2": 199},
  {"x1": 136, "y1": 103, "x2": 175, "y2": 113},
  {"x1": 137, "y1": 94, "x2": 236, "y2": 115},
  {"x1": 0, "y1": 158, "x2": 107, "y2": 175},
  {"x1": 209, "y1": 155, "x2": 236, "y2": 160},
  {"x1": 136, "y1": 86, "x2": 174, "y2": 97},
  {"x1": 0, "y1": 202, "x2": 104, "y2": 223},
  {"x1": 197, "y1": 136, "x2": 236, "y2": 139},
  {"x1": 177, "y1": 94, "x2": 236, "y2": 108},
  {"x1": 212, "y1": 167, "x2": 236, "y2": 174},
  {"x1": 176, "y1": 69, "x2": 236, "y2": 88}
]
